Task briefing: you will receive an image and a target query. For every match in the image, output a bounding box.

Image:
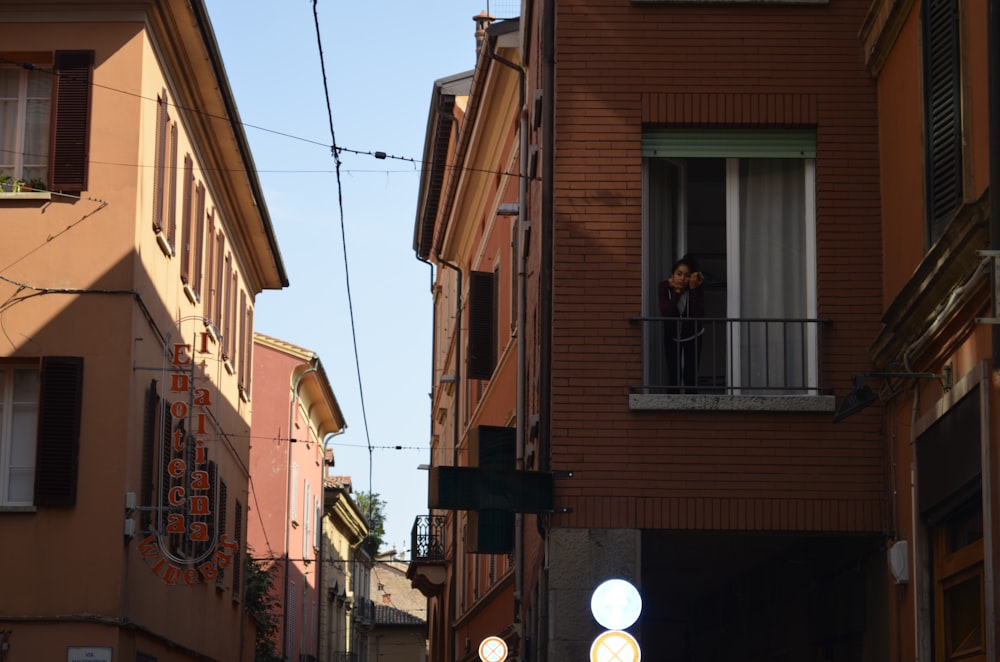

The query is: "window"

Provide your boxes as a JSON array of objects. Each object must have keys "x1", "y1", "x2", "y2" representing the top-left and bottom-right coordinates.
[
  {"x1": 192, "y1": 182, "x2": 206, "y2": 298},
  {"x1": 222, "y1": 252, "x2": 233, "y2": 362},
  {"x1": 215, "y1": 477, "x2": 228, "y2": 587},
  {"x1": 0, "y1": 51, "x2": 92, "y2": 192},
  {"x1": 467, "y1": 270, "x2": 497, "y2": 380},
  {"x1": 291, "y1": 462, "x2": 299, "y2": 522},
  {"x1": 0, "y1": 357, "x2": 83, "y2": 507},
  {"x1": 205, "y1": 212, "x2": 216, "y2": 317},
  {"x1": 314, "y1": 494, "x2": 321, "y2": 551},
  {"x1": 922, "y1": 0, "x2": 963, "y2": 245},
  {"x1": 232, "y1": 500, "x2": 243, "y2": 602},
  {"x1": 288, "y1": 580, "x2": 297, "y2": 656},
  {"x1": 932, "y1": 499, "x2": 985, "y2": 662},
  {"x1": 239, "y1": 290, "x2": 249, "y2": 392},
  {"x1": 643, "y1": 130, "x2": 817, "y2": 393},
  {"x1": 917, "y1": 386, "x2": 985, "y2": 661},
  {"x1": 181, "y1": 155, "x2": 194, "y2": 286},
  {"x1": 303, "y1": 481, "x2": 312, "y2": 559},
  {"x1": 0, "y1": 365, "x2": 39, "y2": 505},
  {"x1": 213, "y1": 232, "x2": 225, "y2": 326}
]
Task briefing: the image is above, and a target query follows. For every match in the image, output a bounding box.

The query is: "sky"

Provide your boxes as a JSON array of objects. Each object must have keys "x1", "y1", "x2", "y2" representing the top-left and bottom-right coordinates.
[{"x1": 201, "y1": 0, "x2": 513, "y2": 555}]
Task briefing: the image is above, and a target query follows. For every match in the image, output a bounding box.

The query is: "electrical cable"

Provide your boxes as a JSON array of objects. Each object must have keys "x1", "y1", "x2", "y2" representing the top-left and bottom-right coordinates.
[
  {"x1": 0, "y1": 57, "x2": 529, "y2": 182},
  {"x1": 309, "y1": 0, "x2": 376, "y2": 533}
]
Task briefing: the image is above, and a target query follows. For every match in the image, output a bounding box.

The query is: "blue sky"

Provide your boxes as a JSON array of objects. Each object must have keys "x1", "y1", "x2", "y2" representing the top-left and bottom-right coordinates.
[{"x1": 202, "y1": 0, "x2": 493, "y2": 554}]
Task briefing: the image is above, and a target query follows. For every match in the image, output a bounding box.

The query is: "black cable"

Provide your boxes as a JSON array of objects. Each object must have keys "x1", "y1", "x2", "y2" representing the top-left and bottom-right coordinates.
[{"x1": 310, "y1": 0, "x2": 376, "y2": 532}]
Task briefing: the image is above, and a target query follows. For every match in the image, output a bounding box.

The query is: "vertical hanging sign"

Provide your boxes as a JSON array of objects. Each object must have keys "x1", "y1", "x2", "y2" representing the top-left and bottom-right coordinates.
[{"x1": 137, "y1": 326, "x2": 237, "y2": 585}]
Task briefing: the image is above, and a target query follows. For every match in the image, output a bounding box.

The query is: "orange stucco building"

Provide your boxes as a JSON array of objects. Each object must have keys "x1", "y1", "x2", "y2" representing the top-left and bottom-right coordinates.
[
  {"x1": 0, "y1": 1, "x2": 287, "y2": 660},
  {"x1": 861, "y1": 0, "x2": 997, "y2": 659}
]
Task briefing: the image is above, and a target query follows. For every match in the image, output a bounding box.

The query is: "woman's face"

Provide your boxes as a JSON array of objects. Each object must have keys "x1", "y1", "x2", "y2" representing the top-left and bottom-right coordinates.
[{"x1": 669, "y1": 265, "x2": 692, "y2": 291}]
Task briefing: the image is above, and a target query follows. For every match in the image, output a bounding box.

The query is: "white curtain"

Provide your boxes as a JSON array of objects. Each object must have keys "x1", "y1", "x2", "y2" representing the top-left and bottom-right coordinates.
[
  {"x1": 738, "y1": 158, "x2": 806, "y2": 390},
  {"x1": 0, "y1": 67, "x2": 50, "y2": 182},
  {"x1": 23, "y1": 68, "x2": 51, "y2": 182},
  {"x1": 0, "y1": 69, "x2": 19, "y2": 173},
  {"x1": 6, "y1": 368, "x2": 40, "y2": 504}
]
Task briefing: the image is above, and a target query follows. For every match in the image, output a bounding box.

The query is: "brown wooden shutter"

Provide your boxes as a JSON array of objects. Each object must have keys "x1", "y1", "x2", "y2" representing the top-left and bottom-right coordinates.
[
  {"x1": 216, "y1": 478, "x2": 228, "y2": 587},
  {"x1": 181, "y1": 155, "x2": 194, "y2": 284},
  {"x1": 34, "y1": 356, "x2": 84, "y2": 507},
  {"x1": 50, "y1": 51, "x2": 93, "y2": 192},
  {"x1": 167, "y1": 123, "x2": 179, "y2": 247},
  {"x1": 140, "y1": 379, "x2": 158, "y2": 530},
  {"x1": 232, "y1": 500, "x2": 243, "y2": 601},
  {"x1": 467, "y1": 270, "x2": 496, "y2": 380},
  {"x1": 152, "y1": 91, "x2": 168, "y2": 231},
  {"x1": 193, "y1": 182, "x2": 206, "y2": 297}
]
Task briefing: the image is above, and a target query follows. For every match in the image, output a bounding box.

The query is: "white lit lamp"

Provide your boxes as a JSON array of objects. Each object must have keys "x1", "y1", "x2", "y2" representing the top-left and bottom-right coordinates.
[{"x1": 590, "y1": 578, "x2": 642, "y2": 630}]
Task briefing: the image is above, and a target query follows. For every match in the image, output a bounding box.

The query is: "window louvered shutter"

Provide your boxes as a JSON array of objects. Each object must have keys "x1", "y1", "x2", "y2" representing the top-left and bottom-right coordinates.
[
  {"x1": 467, "y1": 270, "x2": 496, "y2": 380},
  {"x1": 34, "y1": 356, "x2": 84, "y2": 507},
  {"x1": 922, "y1": 0, "x2": 963, "y2": 244},
  {"x1": 50, "y1": 51, "x2": 93, "y2": 192}
]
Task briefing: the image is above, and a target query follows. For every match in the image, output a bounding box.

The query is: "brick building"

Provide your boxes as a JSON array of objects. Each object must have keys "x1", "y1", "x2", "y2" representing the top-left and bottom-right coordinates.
[{"x1": 409, "y1": 2, "x2": 900, "y2": 661}]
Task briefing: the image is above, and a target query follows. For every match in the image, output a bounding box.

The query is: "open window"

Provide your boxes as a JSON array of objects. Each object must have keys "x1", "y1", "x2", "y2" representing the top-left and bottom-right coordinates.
[
  {"x1": 0, "y1": 51, "x2": 92, "y2": 192},
  {"x1": 643, "y1": 130, "x2": 818, "y2": 394}
]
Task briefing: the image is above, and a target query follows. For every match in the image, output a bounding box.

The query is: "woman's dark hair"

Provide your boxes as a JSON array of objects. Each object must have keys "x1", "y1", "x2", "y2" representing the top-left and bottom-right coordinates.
[{"x1": 673, "y1": 254, "x2": 700, "y2": 272}]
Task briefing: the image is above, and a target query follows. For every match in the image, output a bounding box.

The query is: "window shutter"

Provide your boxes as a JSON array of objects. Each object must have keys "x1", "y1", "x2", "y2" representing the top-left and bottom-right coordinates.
[
  {"x1": 50, "y1": 51, "x2": 93, "y2": 192},
  {"x1": 181, "y1": 155, "x2": 194, "y2": 284},
  {"x1": 193, "y1": 183, "x2": 206, "y2": 297},
  {"x1": 216, "y1": 478, "x2": 228, "y2": 587},
  {"x1": 232, "y1": 500, "x2": 243, "y2": 601},
  {"x1": 922, "y1": 0, "x2": 963, "y2": 243},
  {"x1": 642, "y1": 129, "x2": 816, "y2": 158},
  {"x1": 140, "y1": 379, "x2": 158, "y2": 529},
  {"x1": 167, "y1": 123, "x2": 179, "y2": 247},
  {"x1": 467, "y1": 270, "x2": 496, "y2": 380},
  {"x1": 34, "y1": 356, "x2": 84, "y2": 507},
  {"x1": 152, "y1": 91, "x2": 168, "y2": 232}
]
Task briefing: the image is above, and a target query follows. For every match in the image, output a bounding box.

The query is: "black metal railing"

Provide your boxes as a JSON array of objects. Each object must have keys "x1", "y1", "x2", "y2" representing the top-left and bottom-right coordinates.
[
  {"x1": 632, "y1": 316, "x2": 833, "y2": 395},
  {"x1": 332, "y1": 652, "x2": 358, "y2": 662},
  {"x1": 411, "y1": 514, "x2": 446, "y2": 561}
]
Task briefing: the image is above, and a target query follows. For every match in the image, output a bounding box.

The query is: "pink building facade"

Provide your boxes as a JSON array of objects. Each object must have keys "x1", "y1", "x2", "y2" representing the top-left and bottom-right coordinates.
[{"x1": 250, "y1": 334, "x2": 346, "y2": 661}]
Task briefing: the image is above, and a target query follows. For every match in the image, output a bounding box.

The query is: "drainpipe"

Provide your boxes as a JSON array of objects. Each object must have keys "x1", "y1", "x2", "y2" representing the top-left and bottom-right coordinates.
[
  {"x1": 486, "y1": 30, "x2": 530, "y2": 655},
  {"x1": 415, "y1": 254, "x2": 438, "y2": 478},
  {"x1": 437, "y1": 255, "x2": 463, "y2": 662},
  {"x1": 283, "y1": 359, "x2": 318, "y2": 661},
  {"x1": 538, "y1": 0, "x2": 556, "y2": 660},
  {"x1": 990, "y1": 0, "x2": 1000, "y2": 362}
]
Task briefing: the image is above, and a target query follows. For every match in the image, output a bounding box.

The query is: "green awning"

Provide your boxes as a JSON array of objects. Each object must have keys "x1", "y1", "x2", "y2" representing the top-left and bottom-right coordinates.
[{"x1": 642, "y1": 129, "x2": 816, "y2": 158}]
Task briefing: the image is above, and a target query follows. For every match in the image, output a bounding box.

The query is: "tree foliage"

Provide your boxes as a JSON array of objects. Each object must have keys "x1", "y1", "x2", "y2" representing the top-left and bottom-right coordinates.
[
  {"x1": 244, "y1": 549, "x2": 282, "y2": 662},
  {"x1": 355, "y1": 490, "x2": 387, "y2": 555}
]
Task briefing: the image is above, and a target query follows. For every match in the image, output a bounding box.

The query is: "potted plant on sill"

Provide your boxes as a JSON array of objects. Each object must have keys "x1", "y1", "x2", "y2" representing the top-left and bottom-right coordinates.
[{"x1": 0, "y1": 174, "x2": 47, "y2": 194}]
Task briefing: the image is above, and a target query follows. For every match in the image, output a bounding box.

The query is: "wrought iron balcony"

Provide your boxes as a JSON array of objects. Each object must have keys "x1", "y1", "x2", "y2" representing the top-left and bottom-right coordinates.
[
  {"x1": 411, "y1": 514, "x2": 446, "y2": 561},
  {"x1": 632, "y1": 316, "x2": 833, "y2": 395},
  {"x1": 407, "y1": 514, "x2": 448, "y2": 598}
]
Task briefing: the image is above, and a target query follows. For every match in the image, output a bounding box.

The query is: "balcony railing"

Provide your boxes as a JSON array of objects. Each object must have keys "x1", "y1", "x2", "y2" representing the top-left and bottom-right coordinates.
[
  {"x1": 632, "y1": 316, "x2": 833, "y2": 395},
  {"x1": 411, "y1": 514, "x2": 446, "y2": 562}
]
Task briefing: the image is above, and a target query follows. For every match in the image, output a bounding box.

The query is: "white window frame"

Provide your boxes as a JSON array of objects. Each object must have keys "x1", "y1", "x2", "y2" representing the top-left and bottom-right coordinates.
[
  {"x1": 635, "y1": 129, "x2": 833, "y2": 411},
  {"x1": 0, "y1": 63, "x2": 51, "y2": 184},
  {"x1": 0, "y1": 364, "x2": 39, "y2": 506}
]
